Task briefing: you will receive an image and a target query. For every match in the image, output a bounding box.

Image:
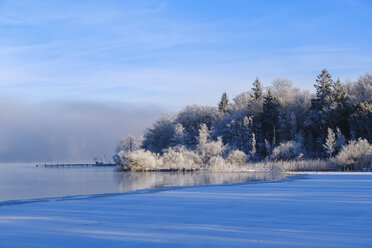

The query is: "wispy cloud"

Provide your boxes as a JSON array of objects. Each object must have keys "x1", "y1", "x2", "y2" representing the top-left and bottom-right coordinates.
[{"x1": 0, "y1": 0, "x2": 371, "y2": 108}]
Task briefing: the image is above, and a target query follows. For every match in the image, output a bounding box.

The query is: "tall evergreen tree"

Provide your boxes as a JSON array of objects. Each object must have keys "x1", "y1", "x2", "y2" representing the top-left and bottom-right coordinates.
[
  {"x1": 313, "y1": 69, "x2": 333, "y2": 109},
  {"x1": 251, "y1": 77, "x2": 264, "y2": 102},
  {"x1": 329, "y1": 78, "x2": 350, "y2": 136},
  {"x1": 262, "y1": 90, "x2": 280, "y2": 145},
  {"x1": 218, "y1": 92, "x2": 229, "y2": 113},
  {"x1": 305, "y1": 69, "x2": 335, "y2": 154}
]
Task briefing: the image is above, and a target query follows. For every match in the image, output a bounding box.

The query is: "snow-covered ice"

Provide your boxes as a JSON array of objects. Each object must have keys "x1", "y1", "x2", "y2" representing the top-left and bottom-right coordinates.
[{"x1": 1, "y1": 174, "x2": 372, "y2": 247}]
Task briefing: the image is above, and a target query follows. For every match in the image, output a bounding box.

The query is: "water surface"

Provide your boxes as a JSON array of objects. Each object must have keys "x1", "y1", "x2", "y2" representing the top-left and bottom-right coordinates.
[{"x1": 0, "y1": 164, "x2": 286, "y2": 202}]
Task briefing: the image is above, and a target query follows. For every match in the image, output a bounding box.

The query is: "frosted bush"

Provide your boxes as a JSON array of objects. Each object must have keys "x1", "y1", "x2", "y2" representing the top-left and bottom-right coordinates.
[
  {"x1": 333, "y1": 138, "x2": 372, "y2": 170},
  {"x1": 197, "y1": 137, "x2": 226, "y2": 163},
  {"x1": 161, "y1": 146, "x2": 202, "y2": 170},
  {"x1": 226, "y1": 150, "x2": 247, "y2": 166},
  {"x1": 207, "y1": 156, "x2": 230, "y2": 171},
  {"x1": 119, "y1": 149, "x2": 161, "y2": 171},
  {"x1": 247, "y1": 159, "x2": 334, "y2": 171},
  {"x1": 271, "y1": 140, "x2": 304, "y2": 161}
]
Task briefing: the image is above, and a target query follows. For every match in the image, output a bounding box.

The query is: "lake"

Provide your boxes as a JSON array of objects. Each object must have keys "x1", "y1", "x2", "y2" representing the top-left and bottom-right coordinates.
[{"x1": 0, "y1": 164, "x2": 286, "y2": 202}]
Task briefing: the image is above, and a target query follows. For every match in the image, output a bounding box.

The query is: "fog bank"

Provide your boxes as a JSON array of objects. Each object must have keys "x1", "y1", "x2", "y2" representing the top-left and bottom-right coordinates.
[{"x1": 0, "y1": 98, "x2": 164, "y2": 163}]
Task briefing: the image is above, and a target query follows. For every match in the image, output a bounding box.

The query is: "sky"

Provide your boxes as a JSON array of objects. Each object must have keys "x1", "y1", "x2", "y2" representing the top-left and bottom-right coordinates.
[{"x1": 0, "y1": 0, "x2": 372, "y2": 162}]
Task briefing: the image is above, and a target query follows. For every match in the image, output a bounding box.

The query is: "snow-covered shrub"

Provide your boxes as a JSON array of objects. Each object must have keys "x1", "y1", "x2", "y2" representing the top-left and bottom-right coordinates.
[
  {"x1": 207, "y1": 156, "x2": 229, "y2": 171},
  {"x1": 226, "y1": 150, "x2": 247, "y2": 166},
  {"x1": 248, "y1": 159, "x2": 334, "y2": 171},
  {"x1": 275, "y1": 159, "x2": 334, "y2": 171},
  {"x1": 198, "y1": 137, "x2": 226, "y2": 163},
  {"x1": 119, "y1": 149, "x2": 161, "y2": 171},
  {"x1": 333, "y1": 138, "x2": 372, "y2": 170},
  {"x1": 161, "y1": 146, "x2": 202, "y2": 170},
  {"x1": 196, "y1": 124, "x2": 226, "y2": 163},
  {"x1": 113, "y1": 135, "x2": 141, "y2": 165},
  {"x1": 271, "y1": 140, "x2": 304, "y2": 161}
]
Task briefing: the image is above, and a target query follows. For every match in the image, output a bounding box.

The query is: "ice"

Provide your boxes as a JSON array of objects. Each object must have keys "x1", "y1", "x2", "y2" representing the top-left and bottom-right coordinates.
[{"x1": 1, "y1": 174, "x2": 372, "y2": 247}]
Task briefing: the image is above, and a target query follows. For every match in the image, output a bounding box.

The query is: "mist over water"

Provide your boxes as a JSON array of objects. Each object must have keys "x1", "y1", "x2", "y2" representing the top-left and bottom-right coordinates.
[{"x1": 0, "y1": 98, "x2": 164, "y2": 163}]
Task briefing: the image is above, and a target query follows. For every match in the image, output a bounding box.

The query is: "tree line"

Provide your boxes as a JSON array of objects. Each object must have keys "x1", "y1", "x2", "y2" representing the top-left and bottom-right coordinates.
[{"x1": 114, "y1": 69, "x2": 372, "y2": 170}]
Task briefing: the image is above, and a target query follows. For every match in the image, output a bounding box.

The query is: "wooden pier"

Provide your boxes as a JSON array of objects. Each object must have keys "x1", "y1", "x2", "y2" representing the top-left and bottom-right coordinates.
[{"x1": 36, "y1": 162, "x2": 117, "y2": 168}]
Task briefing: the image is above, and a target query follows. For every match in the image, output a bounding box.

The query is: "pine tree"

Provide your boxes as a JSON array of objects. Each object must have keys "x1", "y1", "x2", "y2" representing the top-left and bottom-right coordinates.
[
  {"x1": 218, "y1": 92, "x2": 229, "y2": 113},
  {"x1": 332, "y1": 78, "x2": 348, "y2": 106},
  {"x1": 323, "y1": 128, "x2": 336, "y2": 158},
  {"x1": 329, "y1": 78, "x2": 350, "y2": 136},
  {"x1": 313, "y1": 68, "x2": 333, "y2": 109},
  {"x1": 262, "y1": 90, "x2": 280, "y2": 145},
  {"x1": 251, "y1": 77, "x2": 263, "y2": 102},
  {"x1": 305, "y1": 69, "x2": 335, "y2": 154}
]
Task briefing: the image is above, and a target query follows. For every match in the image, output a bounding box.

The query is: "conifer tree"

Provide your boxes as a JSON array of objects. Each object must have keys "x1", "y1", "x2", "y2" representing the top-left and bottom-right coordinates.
[
  {"x1": 313, "y1": 69, "x2": 333, "y2": 109},
  {"x1": 251, "y1": 77, "x2": 263, "y2": 102},
  {"x1": 332, "y1": 78, "x2": 348, "y2": 106},
  {"x1": 262, "y1": 90, "x2": 280, "y2": 145},
  {"x1": 306, "y1": 69, "x2": 335, "y2": 154},
  {"x1": 218, "y1": 92, "x2": 229, "y2": 113},
  {"x1": 329, "y1": 78, "x2": 350, "y2": 136}
]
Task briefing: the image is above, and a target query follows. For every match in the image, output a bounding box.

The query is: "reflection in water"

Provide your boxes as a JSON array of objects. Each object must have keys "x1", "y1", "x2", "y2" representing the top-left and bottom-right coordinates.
[
  {"x1": 0, "y1": 164, "x2": 286, "y2": 202},
  {"x1": 115, "y1": 171, "x2": 287, "y2": 192}
]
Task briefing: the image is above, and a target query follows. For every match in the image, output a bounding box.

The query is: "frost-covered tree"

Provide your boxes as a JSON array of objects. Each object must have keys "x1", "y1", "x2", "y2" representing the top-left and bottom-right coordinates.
[
  {"x1": 347, "y1": 72, "x2": 372, "y2": 105},
  {"x1": 176, "y1": 104, "x2": 220, "y2": 146},
  {"x1": 198, "y1": 123, "x2": 210, "y2": 146},
  {"x1": 250, "y1": 132, "x2": 256, "y2": 157},
  {"x1": 218, "y1": 92, "x2": 229, "y2": 114},
  {"x1": 271, "y1": 78, "x2": 296, "y2": 106},
  {"x1": 142, "y1": 114, "x2": 175, "y2": 153},
  {"x1": 171, "y1": 123, "x2": 186, "y2": 146},
  {"x1": 230, "y1": 91, "x2": 251, "y2": 112},
  {"x1": 197, "y1": 124, "x2": 225, "y2": 163},
  {"x1": 323, "y1": 128, "x2": 336, "y2": 158},
  {"x1": 116, "y1": 70, "x2": 372, "y2": 168},
  {"x1": 115, "y1": 135, "x2": 140, "y2": 154}
]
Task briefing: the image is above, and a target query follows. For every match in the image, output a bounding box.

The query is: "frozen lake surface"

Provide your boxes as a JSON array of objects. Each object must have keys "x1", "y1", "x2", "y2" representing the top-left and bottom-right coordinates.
[
  {"x1": 1, "y1": 174, "x2": 372, "y2": 247},
  {"x1": 0, "y1": 164, "x2": 285, "y2": 202}
]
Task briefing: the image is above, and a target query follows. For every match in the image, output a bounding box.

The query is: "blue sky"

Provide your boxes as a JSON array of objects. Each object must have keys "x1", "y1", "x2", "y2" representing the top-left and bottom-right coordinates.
[{"x1": 1, "y1": 0, "x2": 372, "y2": 109}]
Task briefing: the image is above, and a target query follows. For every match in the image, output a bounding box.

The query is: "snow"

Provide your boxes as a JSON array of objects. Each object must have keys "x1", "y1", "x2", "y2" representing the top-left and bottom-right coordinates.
[{"x1": 1, "y1": 174, "x2": 372, "y2": 247}]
